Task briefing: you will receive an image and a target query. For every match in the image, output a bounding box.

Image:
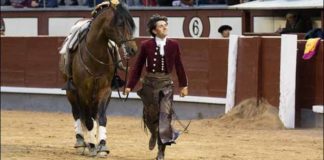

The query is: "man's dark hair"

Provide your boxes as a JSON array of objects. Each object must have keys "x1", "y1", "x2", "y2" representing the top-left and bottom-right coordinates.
[
  {"x1": 147, "y1": 14, "x2": 168, "y2": 37},
  {"x1": 218, "y1": 25, "x2": 232, "y2": 33}
]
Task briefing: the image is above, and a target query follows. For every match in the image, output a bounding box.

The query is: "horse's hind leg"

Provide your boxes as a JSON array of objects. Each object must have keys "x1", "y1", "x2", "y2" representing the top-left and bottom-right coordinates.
[{"x1": 67, "y1": 91, "x2": 86, "y2": 154}]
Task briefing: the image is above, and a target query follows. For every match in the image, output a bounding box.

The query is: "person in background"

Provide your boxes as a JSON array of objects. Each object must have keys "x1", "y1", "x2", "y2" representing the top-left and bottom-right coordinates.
[
  {"x1": 240, "y1": 0, "x2": 254, "y2": 3},
  {"x1": 141, "y1": 0, "x2": 157, "y2": 6},
  {"x1": 172, "y1": 0, "x2": 194, "y2": 7},
  {"x1": 58, "y1": 0, "x2": 79, "y2": 6},
  {"x1": 276, "y1": 12, "x2": 313, "y2": 34},
  {"x1": 156, "y1": 0, "x2": 172, "y2": 6},
  {"x1": 1, "y1": 18, "x2": 5, "y2": 36},
  {"x1": 4, "y1": 0, "x2": 11, "y2": 5},
  {"x1": 198, "y1": 0, "x2": 225, "y2": 5},
  {"x1": 218, "y1": 25, "x2": 232, "y2": 38},
  {"x1": 30, "y1": 0, "x2": 39, "y2": 7},
  {"x1": 124, "y1": 14, "x2": 188, "y2": 160},
  {"x1": 10, "y1": 0, "x2": 31, "y2": 8},
  {"x1": 125, "y1": 0, "x2": 142, "y2": 6},
  {"x1": 38, "y1": 0, "x2": 58, "y2": 7},
  {"x1": 85, "y1": 0, "x2": 103, "y2": 7}
]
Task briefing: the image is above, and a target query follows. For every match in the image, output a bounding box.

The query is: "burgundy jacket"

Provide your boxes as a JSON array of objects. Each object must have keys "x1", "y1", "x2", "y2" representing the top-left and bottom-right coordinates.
[{"x1": 127, "y1": 38, "x2": 188, "y2": 89}]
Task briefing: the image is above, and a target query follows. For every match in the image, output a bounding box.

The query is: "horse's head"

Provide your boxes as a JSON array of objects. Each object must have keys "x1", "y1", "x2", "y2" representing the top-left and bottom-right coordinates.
[{"x1": 92, "y1": 1, "x2": 138, "y2": 58}]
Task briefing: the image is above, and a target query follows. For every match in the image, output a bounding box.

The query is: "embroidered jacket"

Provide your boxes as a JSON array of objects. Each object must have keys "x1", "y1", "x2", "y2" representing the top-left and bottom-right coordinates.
[{"x1": 127, "y1": 38, "x2": 188, "y2": 89}]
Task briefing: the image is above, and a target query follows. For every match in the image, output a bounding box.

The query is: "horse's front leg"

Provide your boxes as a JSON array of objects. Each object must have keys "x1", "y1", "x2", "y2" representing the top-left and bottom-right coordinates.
[
  {"x1": 96, "y1": 88, "x2": 112, "y2": 157},
  {"x1": 67, "y1": 91, "x2": 87, "y2": 154},
  {"x1": 84, "y1": 114, "x2": 97, "y2": 157}
]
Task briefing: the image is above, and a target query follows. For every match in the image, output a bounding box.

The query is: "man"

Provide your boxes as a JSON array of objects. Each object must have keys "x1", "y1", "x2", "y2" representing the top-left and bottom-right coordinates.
[
  {"x1": 1, "y1": 18, "x2": 5, "y2": 36},
  {"x1": 218, "y1": 25, "x2": 232, "y2": 38},
  {"x1": 124, "y1": 14, "x2": 188, "y2": 160},
  {"x1": 276, "y1": 12, "x2": 312, "y2": 34}
]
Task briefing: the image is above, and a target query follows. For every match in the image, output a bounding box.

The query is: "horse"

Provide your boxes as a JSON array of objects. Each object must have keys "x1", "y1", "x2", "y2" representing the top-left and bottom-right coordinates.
[{"x1": 59, "y1": 1, "x2": 137, "y2": 157}]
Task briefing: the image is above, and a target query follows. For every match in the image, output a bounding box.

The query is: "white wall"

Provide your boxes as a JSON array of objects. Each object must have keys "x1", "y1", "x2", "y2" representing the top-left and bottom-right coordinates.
[
  {"x1": 167, "y1": 17, "x2": 185, "y2": 38},
  {"x1": 3, "y1": 18, "x2": 38, "y2": 36},
  {"x1": 133, "y1": 17, "x2": 140, "y2": 37},
  {"x1": 48, "y1": 18, "x2": 83, "y2": 36},
  {"x1": 48, "y1": 17, "x2": 140, "y2": 37},
  {"x1": 254, "y1": 17, "x2": 286, "y2": 33}
]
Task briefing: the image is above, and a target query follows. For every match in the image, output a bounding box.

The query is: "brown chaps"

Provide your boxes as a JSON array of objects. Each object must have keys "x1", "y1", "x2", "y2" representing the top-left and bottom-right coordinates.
[{"x1": 137, "y1": 73, "x2": 179, "y2": 145}]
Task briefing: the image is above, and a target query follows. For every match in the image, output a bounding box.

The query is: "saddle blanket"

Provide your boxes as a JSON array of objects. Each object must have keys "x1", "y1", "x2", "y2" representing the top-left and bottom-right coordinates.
[{"x1": 59, "y1": 19, "x2": 91, "y2": 55}]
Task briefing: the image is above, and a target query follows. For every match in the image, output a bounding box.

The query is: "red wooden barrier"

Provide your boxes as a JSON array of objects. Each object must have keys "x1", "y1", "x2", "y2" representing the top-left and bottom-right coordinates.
[{"x1": 1, "y1": 37, "x2": 323, "y2": 111}]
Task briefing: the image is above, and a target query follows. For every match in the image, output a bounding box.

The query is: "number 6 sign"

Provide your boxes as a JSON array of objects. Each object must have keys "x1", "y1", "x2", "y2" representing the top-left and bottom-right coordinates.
[{"x1": 189, "y1": 17, "x2": 203, "y2": 38}]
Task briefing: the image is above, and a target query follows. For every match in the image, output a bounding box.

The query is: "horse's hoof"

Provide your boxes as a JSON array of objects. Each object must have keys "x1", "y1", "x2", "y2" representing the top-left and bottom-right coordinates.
[
  {"x1": 74, "y1": 134, "x2": 86, "y2": 147},
  {"x1": 97, "y1": 143, "x2": 110, "y2": 158},
  {"x1": 88, "y1": 143, "x2": 97, "y2": 157},
  {"x1": 74, "y1": 135, "x2": 87, "y2": 155},
  {"x1": 75, "y1": 146, "x2": 86, "y2": 155},
  {"x1": 156, "y1": 157, "x2": 164, "y2": 160},
  {"x1": 156, "y1": 151, "x2": 165, "y2": 160},
  {"x1": 97, "y1": 151, "x2": 108, "y2": 158},
  {"x1": 88, "y1": 148, "x2": 97, "y2": 157}
]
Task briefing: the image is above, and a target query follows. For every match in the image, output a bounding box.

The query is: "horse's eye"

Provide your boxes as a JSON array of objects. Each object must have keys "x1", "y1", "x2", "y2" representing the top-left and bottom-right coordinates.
[{"x1": 117, "y1": 22, "x2": 124, "y2": 27}]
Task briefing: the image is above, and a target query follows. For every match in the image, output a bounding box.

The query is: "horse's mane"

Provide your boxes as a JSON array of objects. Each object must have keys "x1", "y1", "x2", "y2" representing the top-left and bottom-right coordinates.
[
  {"x1": 114, "y1": 3, "x2": 135, "y2": 33},
  {"x1": 91, "y1": 1, "x2": 135, "y2": 33}
]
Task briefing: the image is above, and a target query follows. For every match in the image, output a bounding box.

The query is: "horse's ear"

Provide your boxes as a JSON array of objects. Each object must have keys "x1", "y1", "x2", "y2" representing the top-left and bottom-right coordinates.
[
  {"x1": 113, "y1": 6, "x2": 125, "y2": 27},
  {"x1": 110, "y1": 0, "x2": 120, "y2": 8}
]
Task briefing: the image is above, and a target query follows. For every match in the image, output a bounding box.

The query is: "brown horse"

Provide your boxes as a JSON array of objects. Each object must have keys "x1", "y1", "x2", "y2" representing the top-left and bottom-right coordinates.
[{"x1": 59, "y1": 1, "x2": 137, "y2": 157}]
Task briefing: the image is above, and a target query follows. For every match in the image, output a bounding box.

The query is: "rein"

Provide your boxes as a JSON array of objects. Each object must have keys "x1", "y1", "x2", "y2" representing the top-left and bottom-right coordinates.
[
  {"x1": 114, "y1": 59, "x2": 130, "y2": 102},
  {"x1": 172, "y1": 109, "x2": 191, "y2": 133},
  {"x1": 79, "y1": 37, "x2": 132, "y2": 101},
  {"x1": 79, "y1": 39, "x2": 122, "y2": 77},
  {"x1": 84, "y1": 40, "x2": 116, "y2": 66}
]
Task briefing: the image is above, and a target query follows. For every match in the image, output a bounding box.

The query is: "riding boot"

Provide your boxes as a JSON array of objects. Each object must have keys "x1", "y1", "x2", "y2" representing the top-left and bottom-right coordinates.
[
  {"x1": 146, "y1": 119, "x2": 158, "y2": 150},
  {"x1": 156, "y1": 144, "x2": 165, "y2": 160},
  {"x1": 149, "y1": 132, "x2": 157, "y2": 150},
  {"x1": 62, "y1": 53, "x2": 76, "y2": 91}
]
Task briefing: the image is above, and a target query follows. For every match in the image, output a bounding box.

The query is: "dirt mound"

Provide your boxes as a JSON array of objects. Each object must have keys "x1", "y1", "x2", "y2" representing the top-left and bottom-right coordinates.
[{"x1": 217, "y1": 98, "x2": 285, "y2": 130}]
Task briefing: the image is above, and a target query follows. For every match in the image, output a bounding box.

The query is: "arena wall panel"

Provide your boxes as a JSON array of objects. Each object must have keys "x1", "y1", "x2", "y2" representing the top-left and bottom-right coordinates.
[
  {"x1": 1, "y1": 37, "x2": 323, "y2": 111},
  {"x1": 296, "y1": 41, "x2": 324, "y2": 108},
  {"x1": 260, "y1": 37, "x2": 281, "y2": 107},
  {"x1": 0, "y1": 37, "x2": 229, "y2": 97}
]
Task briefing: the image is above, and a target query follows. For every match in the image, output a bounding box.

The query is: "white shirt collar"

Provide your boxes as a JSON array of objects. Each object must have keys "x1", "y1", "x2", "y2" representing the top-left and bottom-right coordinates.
[
  {"x1": 155, "y1": 37, "x2": 167, "y2": 56},
  {"x1": 155, "y1": 36, "x2": 167, "y2": 44}
]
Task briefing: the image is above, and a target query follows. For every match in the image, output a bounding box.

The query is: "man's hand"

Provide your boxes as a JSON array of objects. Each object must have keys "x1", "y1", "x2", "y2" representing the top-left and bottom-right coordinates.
[
  {"x1": 124, "y1": 88, "x2": 131, "y2": 95},
  {"x1": 180, "y1": 87, "x2": 188, "y2": 97}
]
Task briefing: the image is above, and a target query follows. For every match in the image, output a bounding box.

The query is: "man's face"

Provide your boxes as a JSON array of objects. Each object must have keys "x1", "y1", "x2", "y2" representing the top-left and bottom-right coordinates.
[
  {"x1": 286, "y1": 14, "x2": 296, "y2": 25},
  {"x1": 153, "y1": 20, "x2": 168, "y2": 38},
  {"x1": 221, "y1": 29, "x2": 231, "y2": 38}
]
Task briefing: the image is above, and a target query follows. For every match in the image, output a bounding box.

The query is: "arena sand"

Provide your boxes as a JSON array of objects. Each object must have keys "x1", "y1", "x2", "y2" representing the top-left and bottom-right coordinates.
[{"x1": 1, "y1": 107, "x2": 323, "y2": 160}]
